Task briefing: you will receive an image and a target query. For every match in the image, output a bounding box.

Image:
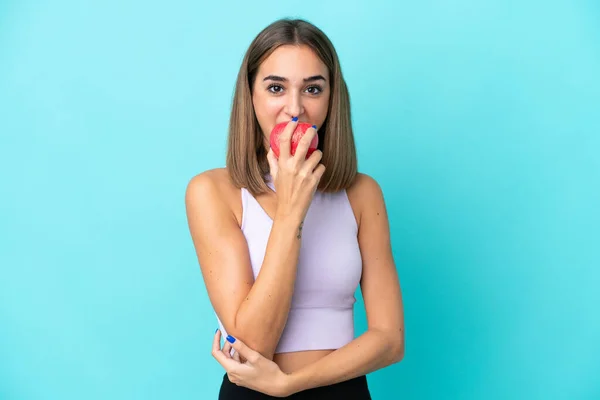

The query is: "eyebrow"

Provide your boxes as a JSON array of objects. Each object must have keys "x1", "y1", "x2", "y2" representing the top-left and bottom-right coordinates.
[{"x1": 263, "y1": 75, "x2": 327, "y2": 83}]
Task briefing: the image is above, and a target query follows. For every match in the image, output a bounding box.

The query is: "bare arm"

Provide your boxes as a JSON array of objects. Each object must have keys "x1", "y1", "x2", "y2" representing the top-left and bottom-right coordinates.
[
  {"x1": 185, "y1": 171, "x2": 303, "y2": 360},
  {"x1": 286, "y1": 173, "x2": 405, "y2": 392}
]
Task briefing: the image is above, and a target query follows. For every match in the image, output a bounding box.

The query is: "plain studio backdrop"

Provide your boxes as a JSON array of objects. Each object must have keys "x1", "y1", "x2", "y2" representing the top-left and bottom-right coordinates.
[{"x1": 1, "y1": 1, "x2": 599, "y2": 399}]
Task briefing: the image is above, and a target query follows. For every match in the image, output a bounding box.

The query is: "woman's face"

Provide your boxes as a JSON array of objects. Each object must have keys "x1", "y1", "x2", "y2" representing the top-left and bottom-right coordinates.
[{"x1": 252, "y1": 44, "x2": 330, "y2": 148}]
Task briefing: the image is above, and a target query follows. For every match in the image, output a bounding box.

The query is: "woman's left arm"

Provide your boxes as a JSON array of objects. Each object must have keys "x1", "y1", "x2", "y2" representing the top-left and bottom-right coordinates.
[{"x1": 286, "y1": 173, "x2": 405, "y2": 393}]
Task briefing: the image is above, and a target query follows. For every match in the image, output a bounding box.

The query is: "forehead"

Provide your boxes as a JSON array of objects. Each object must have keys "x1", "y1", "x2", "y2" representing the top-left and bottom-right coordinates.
[{"x1": 258, "y1": 45, "x2": 328, "y2": 79}]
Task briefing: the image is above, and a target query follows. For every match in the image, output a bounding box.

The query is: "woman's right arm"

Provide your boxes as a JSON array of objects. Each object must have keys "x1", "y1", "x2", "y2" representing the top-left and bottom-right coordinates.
[
  {"x1": 185, "y1": 123, "x2": 324, "y2": 360},
  {"x1": 185, "y1": 172, "x2": 303, "y2": 360}
]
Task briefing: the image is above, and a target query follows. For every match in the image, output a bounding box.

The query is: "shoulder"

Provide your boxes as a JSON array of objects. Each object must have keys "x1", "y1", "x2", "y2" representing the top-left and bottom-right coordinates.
[
  {"x1": 345, "y1": 173, "x2": 386, "y2": 229},
  {"x1": 186, "y1": 168, "x2": 231, "y2": 200},
  {"x1": 347, "y1": 172, "x2": 384, "y2": 202},
  {"x1": 185, "y1": 168, "x2": 242, "y2": 225}
]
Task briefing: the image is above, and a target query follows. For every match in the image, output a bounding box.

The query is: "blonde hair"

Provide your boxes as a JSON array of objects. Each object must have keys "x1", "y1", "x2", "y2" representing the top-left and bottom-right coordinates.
[{"x1": 226, "y1": 18, "x2": 357, "y2": 196}]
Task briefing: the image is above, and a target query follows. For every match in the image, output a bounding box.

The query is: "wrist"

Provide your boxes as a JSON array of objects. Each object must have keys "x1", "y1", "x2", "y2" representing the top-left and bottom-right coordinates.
[
  {"x1": 283, "y1": 369, "x2": 307, "y2": 396},
  {"x1": 273, "y1": 211, "x2": 305, "y2": 233},
  {"x1": 273, "y1": 208, "x2": 304, "y2": 225},
  {"x1": 269, "y1": 371, "x2": 293, "y2": 397}
]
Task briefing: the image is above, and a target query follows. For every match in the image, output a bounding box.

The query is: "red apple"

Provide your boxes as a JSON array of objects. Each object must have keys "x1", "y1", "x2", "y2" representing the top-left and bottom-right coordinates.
[{"x1": 269, "y1": 122, "x2": 319, "y2": 159}]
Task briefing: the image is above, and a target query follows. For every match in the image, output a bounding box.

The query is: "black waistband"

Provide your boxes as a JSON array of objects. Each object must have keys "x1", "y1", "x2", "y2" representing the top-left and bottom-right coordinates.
[{"x1": 219, "y1": 372, "x2": 371, "y2": 399}]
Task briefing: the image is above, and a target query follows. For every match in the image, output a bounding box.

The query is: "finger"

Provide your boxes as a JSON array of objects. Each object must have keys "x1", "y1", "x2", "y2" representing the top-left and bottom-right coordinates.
[
  {"x1": 212, "y1": 330, "x2": 233, "y2": 365},
  {"x1": 293, "y1": 125, "x2": 318, "y2": 162},
  {"x1": 212, "y1": 329, "x2": 228, "y2": 362},
  {"x1": 212, "y1": 333, "x2": 240, "y2": 371},
  {"x1": 226, "y1": 335, "x2": 261, "y2": 364},
  {"x1": 222, "y1": 341, "x2": 233, "y2": 359},
  {"x1": 278, "y1": 118, "x2": 298, "y2": 162},
  {"x1": 212, "y1": 329, "x2": 222, "y2": 353},
  {"x1": 233, "y1": 351, "x2": 241, "y2": 363},
  {"x1": 214, "y1": 350, "x2": 240, "y2": 371},
  {"x1": 313, "y1": 163, "x2": 326, "y2": 181},
  {"x1": 212, "y1": 330, "x2": 226, "y2": 361},
  {"x1": 266, "y1": 148, "x2": 278, "y2": 183},
  {"x1": 298, "y1": 149, "x2": 323, "y2": 176}
]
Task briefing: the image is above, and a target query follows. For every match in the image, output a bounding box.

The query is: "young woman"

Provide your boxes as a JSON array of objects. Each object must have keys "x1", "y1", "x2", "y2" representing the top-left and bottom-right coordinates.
[{"x1": 185, "y1": 18, "x2": 404, "y2": 399}]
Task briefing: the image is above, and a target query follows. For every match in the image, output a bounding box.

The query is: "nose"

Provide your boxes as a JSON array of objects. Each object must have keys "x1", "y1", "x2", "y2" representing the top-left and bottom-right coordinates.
[{"x1": 284, "y1": 90, "x2": 304, "y2": 118}]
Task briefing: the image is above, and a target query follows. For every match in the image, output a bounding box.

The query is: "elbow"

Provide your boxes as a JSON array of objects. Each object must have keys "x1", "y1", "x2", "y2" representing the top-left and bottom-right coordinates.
[
  {"x1": 391, "y1": 341, "x2": 405, "y2": 364},
  {"x1": 231, "y1": 316, "x2": 277, "y2": 360},
  {"x1": 389, "y1": 332, "x2": 405, "y2": 364},
  {"x1": 241, "y1": 335, "x2": 276, "y2": 360}
]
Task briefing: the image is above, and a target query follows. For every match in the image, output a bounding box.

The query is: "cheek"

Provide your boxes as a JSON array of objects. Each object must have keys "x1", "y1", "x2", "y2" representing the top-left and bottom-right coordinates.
[
  {"x1": 254, "y1": 94, "x2": 283, "y2": 118},
  {"x1": 264, "y1": 98, "x2": 285, "y2": 115},
  {"x1": 308, "y1": 98, "x2": 329, "y2": 123},
  {"x1": 253, "y1": 96, "x2": 281, "y2": 140}
]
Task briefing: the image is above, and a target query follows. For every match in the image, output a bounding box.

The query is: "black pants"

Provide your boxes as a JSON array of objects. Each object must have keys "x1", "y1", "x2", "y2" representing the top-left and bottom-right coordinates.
[{"x1": 218, "y1": 373, "x2": 372, "y2": 399}]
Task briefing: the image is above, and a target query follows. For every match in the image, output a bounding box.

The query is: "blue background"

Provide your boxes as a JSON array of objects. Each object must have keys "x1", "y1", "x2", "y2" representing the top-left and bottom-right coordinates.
[{"x1": 1, "y1": 0, "x2": 599, "y2": 399}]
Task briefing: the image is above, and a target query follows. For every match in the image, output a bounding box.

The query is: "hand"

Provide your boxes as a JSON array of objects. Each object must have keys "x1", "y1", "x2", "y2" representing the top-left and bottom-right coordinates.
[
  {"x1": 267, "y1": 119, "x2": 326, "y2": 222},
  {"x1": 212, "y1": 330, "x2": 293, "y2": 398}
]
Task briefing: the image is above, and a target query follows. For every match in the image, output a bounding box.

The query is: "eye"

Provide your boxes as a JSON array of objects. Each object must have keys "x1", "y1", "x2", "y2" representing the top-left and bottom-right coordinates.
[
  {"x1": 306, "y1": 85, "x2": 323, "y2": 95},
  {"x1": 267, "y1": 84, "x2": 284, "y2": 94}
]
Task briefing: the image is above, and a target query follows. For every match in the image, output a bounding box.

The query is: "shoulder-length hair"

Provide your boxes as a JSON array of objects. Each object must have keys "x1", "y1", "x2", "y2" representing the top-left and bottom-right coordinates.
[{"x1": 226, "y1": 18, "x2": 357, "y2": 196}]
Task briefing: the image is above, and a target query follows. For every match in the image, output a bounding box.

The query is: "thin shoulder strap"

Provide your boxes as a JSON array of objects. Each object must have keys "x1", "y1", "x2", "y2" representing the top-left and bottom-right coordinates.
[{"x1": 240, "y1": 187, "x2": 249, "y2": 230}]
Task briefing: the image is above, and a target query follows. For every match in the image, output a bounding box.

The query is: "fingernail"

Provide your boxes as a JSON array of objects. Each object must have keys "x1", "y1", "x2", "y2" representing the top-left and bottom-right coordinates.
[
  {"x1": 226, "y1": 335, "x2": 236, "y2": 344},
  {"x1": 291, "y1": 116, "x2": 298, "y2": 122},
  {"x1": 312, "y1": 125, "x2": 317, "y2": 130},
  {"x1": 215, "y1": 328, "x2": 219, "y2": 333}
]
